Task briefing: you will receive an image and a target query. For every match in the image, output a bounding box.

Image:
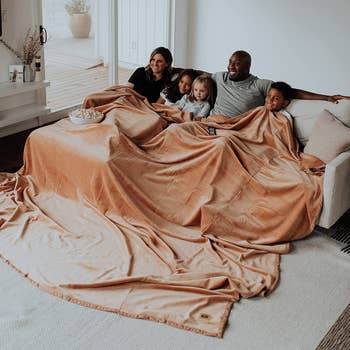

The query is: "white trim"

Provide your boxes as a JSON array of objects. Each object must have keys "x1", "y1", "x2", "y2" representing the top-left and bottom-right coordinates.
[
  {"x1": 166, "y1": 0, "x2": 172, "y2": 49},
  {"x1": 108, "y1": 0, "x2": 118, "y2": 85},
  {"x1": 169, "y1": 0, "x2": 175, "y2": 56},
  {"x1": 168, "y1": 0, "x2": 189, "y2": 67},
  {"x1": 32, "y1": 0, "x2": 47, "y2": 107}
]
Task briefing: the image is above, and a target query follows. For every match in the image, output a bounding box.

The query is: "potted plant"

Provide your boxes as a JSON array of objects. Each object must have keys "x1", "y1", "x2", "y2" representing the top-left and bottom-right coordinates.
[{"x1": 64, "y1": 0, "x2": 91, "y2": 38}]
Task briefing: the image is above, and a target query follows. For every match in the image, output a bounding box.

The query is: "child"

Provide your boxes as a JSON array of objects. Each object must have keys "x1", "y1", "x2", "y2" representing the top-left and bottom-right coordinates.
[
  {"x1": 265, "y1": 81, "x2": 294, "y2": 127},
  {"x1": 157, "y1": 69, "x2": 199, "y2": 105},
  {"x1": 177, "y1": 75, "x2": 216, "y2": 118}
]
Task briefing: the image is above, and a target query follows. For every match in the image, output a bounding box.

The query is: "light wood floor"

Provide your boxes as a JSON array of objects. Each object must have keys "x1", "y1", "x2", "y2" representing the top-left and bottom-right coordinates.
[{"x1": 45, "y1": 46, "x2": 132, "y2": 111}]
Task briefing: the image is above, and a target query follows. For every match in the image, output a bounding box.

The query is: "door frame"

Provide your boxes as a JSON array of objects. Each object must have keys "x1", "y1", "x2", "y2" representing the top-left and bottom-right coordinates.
[
  {"x1": 108, "y1": 0, "x2": 118, "y2": 85},
  {"x1": 31, "y1": 0, "x2": 47, "y2": 110},
  {"x1": 33, "y1": 0, "x2": 118, "y2": 119}
]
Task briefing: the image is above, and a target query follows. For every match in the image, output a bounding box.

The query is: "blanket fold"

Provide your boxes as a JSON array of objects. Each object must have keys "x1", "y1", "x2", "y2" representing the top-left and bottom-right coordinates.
[{"x1": 0, "y1": 87, "x2": 324, "y2": 337}]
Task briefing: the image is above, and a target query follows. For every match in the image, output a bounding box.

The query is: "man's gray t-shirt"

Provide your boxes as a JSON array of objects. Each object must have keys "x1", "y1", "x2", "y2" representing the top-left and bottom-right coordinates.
[{"x1": 211, "y1": 72, "x2": 273, "y2": 117}]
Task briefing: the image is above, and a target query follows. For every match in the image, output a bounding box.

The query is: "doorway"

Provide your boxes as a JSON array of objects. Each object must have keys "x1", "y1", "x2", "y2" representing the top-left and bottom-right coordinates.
[
  {"x1": 41, "y1": 0, "x2": 171, "y2": 112},
  {"x1": 42, "y1": 0, "x2": 111, "y2": 111}
]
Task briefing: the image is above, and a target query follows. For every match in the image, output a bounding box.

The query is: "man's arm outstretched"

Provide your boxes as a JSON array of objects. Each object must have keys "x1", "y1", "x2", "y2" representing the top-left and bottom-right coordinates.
[{"x1": 293, "y1": 89, "x2": 350, "y2": 103}]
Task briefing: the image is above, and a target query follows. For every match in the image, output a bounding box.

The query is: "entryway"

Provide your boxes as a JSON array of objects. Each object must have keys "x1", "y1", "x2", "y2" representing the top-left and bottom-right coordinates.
[
  {"x1": 41, "y1": 0, "x2": 171, "y2": 112},
  {"x1": 42, "y1": 0, "x2": 132, "y2": 111}
]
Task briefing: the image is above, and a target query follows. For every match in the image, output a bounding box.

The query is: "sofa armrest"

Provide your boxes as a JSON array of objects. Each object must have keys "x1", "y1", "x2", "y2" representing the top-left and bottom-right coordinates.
[{"x1": 318, "y1": 150, "x2": 350, "y2": 228}]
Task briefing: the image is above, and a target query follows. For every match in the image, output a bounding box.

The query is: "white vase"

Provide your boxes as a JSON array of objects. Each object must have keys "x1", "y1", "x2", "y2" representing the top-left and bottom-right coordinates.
[
  {"x1": 24, "y1": 64, "x2": 34, "y2": 82},
  {"x1": 69, "y1": 13, "x2": 91, "y2": 38}
]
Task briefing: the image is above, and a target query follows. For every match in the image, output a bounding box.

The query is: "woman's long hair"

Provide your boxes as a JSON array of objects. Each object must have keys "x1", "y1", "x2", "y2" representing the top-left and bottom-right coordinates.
[
  {"x1": 145, "y1": 47, "x2": 173, "y2": 83},
  {"x1": 162, "y1": 69, "x2": 199, "y2": 103}
]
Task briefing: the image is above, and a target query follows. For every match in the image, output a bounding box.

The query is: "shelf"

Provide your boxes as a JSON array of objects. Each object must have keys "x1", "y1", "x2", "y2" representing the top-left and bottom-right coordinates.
[
  {"x1": 0, "y1": 104, "x2": 50, "y2": 128},
  {"x1": 0, "y1": 79, "x2": 51, "y2": 137},
  {"x1": 0, "y1": 81, "x2": 50, "y2": 98}
]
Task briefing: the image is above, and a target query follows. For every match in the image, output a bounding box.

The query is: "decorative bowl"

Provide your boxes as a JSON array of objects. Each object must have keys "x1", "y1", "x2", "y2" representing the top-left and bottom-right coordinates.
[{"x1": 69, "y1": 108, "x2": 104, "y2": 125}]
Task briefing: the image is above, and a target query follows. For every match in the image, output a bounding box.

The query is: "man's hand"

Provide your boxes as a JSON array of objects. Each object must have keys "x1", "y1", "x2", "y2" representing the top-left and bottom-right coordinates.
[{"x1": 327, "y1": 95, "x2": 350, "y2": 103}]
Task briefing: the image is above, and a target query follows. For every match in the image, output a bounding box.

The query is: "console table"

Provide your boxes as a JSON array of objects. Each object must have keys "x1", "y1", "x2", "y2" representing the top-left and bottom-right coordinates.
[{"x1": 0, "y1": 81, "x2": 50, "y2": 137}]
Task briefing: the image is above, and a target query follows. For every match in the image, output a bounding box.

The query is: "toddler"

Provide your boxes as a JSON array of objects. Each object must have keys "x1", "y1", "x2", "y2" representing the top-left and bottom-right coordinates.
[{"x1": 178, "y1": 75, "x2": 215, "y2": 118}]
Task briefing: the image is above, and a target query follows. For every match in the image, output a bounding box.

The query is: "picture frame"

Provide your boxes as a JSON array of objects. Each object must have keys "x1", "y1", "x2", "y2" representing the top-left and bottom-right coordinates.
[{"x1": 9, "y1": 64, "x2": 24, "y2": 83}]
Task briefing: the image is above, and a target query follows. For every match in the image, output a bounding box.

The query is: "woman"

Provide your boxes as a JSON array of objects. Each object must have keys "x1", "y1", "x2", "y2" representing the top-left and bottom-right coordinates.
[{"x1": 127, "y1": 47, "x2": 173, "y2": 103}]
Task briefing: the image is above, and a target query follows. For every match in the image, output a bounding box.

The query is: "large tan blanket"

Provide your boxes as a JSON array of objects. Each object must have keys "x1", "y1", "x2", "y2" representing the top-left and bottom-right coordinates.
[{"x1": 0, "y1": 87, "x2": 324, "y2": 337}]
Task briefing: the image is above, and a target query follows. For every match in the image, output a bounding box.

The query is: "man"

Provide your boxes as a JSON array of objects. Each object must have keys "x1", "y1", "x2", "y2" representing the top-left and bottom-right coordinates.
[{"x1": 211, "y1": 50, "x2": 348, "y2": 117}]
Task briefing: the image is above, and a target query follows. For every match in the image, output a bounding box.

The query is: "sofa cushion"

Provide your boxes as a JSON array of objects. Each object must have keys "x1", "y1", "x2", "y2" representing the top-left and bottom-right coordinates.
[
  {"x1": 303, "y1": 109, "x2": 350, "y2": 163},
  {"x1": 286, "y1": 99, "x2": 350, "y2": 145}
]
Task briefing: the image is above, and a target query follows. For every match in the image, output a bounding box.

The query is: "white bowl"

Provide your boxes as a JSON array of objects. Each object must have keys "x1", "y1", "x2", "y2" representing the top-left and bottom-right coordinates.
[{"x1": 69, "y1": 109, "x2": 104, "y2": 125}]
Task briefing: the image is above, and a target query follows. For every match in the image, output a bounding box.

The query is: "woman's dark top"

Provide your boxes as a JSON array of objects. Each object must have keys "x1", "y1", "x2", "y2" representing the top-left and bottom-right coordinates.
[{"x1": 128, "y1": 67, "x2": 168, "y2": 103}]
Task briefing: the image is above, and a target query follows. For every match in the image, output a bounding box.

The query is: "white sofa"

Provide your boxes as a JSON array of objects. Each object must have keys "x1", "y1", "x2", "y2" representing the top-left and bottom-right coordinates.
[{"x1": 286, "y1": 99, "x2": 350, "y2": 228}]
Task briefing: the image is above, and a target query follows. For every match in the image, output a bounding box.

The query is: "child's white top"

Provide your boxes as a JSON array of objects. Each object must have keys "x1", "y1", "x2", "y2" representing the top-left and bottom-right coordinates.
[{"x1": 178, "y1": 95, "x2": 211, "y2": 117}]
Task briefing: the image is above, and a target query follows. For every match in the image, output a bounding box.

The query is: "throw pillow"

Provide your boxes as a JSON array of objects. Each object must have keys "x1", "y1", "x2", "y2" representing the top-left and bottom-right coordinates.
[
  {"x1": 304, "y1": 109, "x2": 350, "y2": 163},
  {"x1": 286, "y1": 99, "x2": 350, "y2": 146}
]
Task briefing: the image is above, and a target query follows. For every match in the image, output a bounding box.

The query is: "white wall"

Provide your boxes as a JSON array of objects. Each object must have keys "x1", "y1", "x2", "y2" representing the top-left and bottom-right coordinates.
[
  {"x1": 118, "y1": 0, "x2": 170, "y2": 69},
  {"x1": 187, "y1": 0, "x2": 350, "y2": 95},
  {"x1": 2, "y1": 0, "x2": 350, "y2": 94},
  {"x1": 170, "y1": 0, "x2": 189, "y2": 67}
]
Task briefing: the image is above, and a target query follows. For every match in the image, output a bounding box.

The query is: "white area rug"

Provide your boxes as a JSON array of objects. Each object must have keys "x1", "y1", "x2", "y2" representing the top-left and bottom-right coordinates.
[{"x1": 0, "y1": 232, "x2": 349, "y2": 350}]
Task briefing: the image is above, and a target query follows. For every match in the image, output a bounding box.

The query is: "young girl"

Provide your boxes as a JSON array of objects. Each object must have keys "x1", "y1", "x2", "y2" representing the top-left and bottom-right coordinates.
[
  {"x1": 177, "y1": 75, "x2": 215, "y2": 118},
  {"x1": 157, "y1": 69, "x2": 199, "y2": 105}
]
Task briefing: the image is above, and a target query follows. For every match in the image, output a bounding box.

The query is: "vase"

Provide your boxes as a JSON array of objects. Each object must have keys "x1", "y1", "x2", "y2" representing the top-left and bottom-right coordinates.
[
  {"x1": 24, "y1": 64, "x2": 34, "y2": 82},
  {"x1": 69, "y1": 13, "x2": 91, "y2": 38}
]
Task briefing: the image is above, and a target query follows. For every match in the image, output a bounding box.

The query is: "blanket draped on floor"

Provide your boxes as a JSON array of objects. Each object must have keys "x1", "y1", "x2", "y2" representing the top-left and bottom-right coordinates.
[{"x1": 0, "y1": 87, "x2": 324, "y2": 337}]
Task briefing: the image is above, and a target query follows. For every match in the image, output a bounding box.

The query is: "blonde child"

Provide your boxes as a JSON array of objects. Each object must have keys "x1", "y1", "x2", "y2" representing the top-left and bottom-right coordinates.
[{"x1": 177, "y1": 75, "x2": 215, "y2": 118}]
